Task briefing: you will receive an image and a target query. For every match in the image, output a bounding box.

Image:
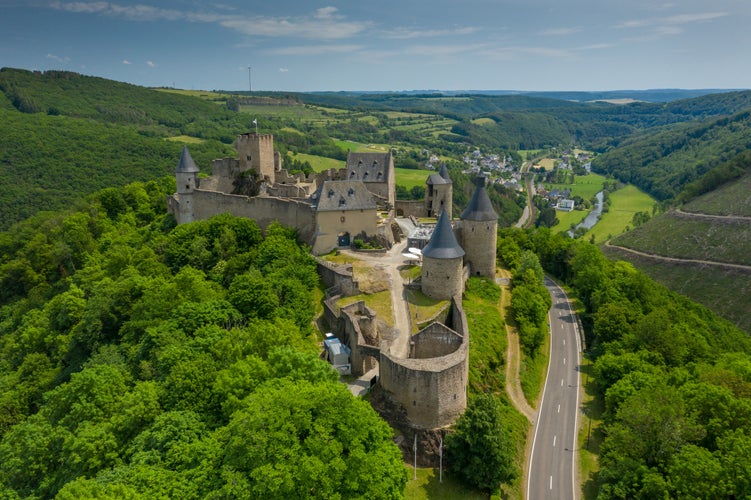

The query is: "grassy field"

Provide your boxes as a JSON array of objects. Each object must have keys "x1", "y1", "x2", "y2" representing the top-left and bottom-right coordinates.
[
  {"x1": 404, "y1": 467, "x2": 488, "y2": 500},
  {"x1": 406, "y1": 289, "x2": 450, "y2": 332},
  {"x1": 471, "y1": 117, "x2": 496, "y2": 126},
  {"x1": 545, "y1": 173, "x2": 606, "y2": 200},
  {"x1": 683, "y1": 172, "x2": 751, "y2": 216},
  {"x1": 611, "y1": 212, "x2": 751, "y2": 266},
  {"x1": 166, "y1": 135, "x2": 205, "y2": 144},
  {"x1": 289, "y1": 152, "x2": 344, "y2": 172},
  {"x1": 462, "y1": 277, "x2": 527, "y2": 500},
  {"x1": 603, "y1": 245, "x2": 751, "y2": 334},
  {"x1": 534, "y1": 158, "x2": 557, "y2": 170},
  {"x1": 154, "y1": 88, "x2": 230, "y2": 102},
  {"x1": 396, "y1": 168, "x2": 432, "y2": 189},
  {"x1": 333, "y1": 139, "x2": 390, "y2": 153},
  {"x1": 588, "y1": 185, "x2": 656, "y2": 243},
  {"x1": 337, "y1": 290, "x2": 394, "y2": 326},
  {"x1": 240, "y1": 103, "x2": 332, "y2": 122},
  {"x1": 554, "y1": 209, "x2": 588, "y2": 234}
]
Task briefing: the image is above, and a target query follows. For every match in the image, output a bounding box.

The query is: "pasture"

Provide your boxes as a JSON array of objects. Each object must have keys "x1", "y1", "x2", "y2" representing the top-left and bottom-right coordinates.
[
  {"x1": 588, "y1": 185, "x2": 655, "y2": 243},
  {"x1": 288, "y1": 152, "x2": 344, "y2": 172}
]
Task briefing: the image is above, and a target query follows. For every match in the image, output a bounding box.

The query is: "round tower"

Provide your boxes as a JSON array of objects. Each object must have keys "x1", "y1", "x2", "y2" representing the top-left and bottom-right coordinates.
[
  {"x1": 175, "y1": 146, "x2": 199, "y2": 224},
  {"x1": 460, "y1": 175, "x2": 498, "y2": 279},
  {"x1": 425, "y1": 164, "x2": 453, "y2": 218},
  {"x1": 421, "y1": 210, "x2": 465, "y2": 300}
]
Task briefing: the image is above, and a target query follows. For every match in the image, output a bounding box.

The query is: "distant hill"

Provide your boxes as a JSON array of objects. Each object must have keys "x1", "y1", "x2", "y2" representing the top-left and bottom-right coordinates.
[
  {"x1": 0, "y1": 68, "x2": 243, "y2": 228},
  {"x1": 297, "y1": 89, "x2": 751, "y2": 150},
  {"x1": 591, "y1": 111, "x2": 751, "y2": 200},
  {"x1": 604, "y1": 171, "x2": 751, "y2": 333}
]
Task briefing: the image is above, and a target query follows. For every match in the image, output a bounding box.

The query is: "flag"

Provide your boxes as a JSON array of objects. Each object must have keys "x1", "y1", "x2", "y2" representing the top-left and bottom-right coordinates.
[{"x1": 252, "y1": 118, "x2": 257, "y2": 125}]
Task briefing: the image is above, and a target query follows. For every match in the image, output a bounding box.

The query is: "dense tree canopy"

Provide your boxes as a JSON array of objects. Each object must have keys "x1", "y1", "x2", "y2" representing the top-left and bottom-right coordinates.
[{"x1": 0, "y1": 181, "x2": 407, "y2": 498}]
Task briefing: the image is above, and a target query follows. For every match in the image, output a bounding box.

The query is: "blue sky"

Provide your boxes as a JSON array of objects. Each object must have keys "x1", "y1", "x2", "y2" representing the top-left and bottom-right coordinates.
[{"x1": 1, "y1": 0, "x2": 749, "y2": 92}]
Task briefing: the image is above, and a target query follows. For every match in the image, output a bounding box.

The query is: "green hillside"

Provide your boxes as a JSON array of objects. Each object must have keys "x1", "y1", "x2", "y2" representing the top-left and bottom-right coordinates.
[
  {"x1": 0, "y1": 68, "x2": 255, "y2": 142},
  {"x1": 0, "y1": 107, "x2": 232, "y2": 230},
  {"x1": 591, "y1": 111, "x2": 751, "y2": 200},
  {"x1": 612, "y1": 212, "x2": 751, "y2": 266},
  {"x1": 605, "y1": 171, "x2": 751, "y2": 333},
  {"x1": 682, "y1": 168, "x2": 751, "y2": 216}
]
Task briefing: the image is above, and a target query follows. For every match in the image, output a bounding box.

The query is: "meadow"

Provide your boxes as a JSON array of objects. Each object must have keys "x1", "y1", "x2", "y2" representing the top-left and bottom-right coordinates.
[{"x1": 588, "y1": 185, "x2": 655, "y2": 243}]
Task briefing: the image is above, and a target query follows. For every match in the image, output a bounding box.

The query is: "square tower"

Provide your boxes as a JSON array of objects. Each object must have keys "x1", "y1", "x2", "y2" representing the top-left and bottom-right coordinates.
[{"x1": 236, "y1": 132, "x2": 276, "y2": 181}]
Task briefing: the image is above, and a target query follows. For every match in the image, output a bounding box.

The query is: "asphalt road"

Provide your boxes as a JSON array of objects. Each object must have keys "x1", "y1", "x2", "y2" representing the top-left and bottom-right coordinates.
[{"x1": 527, "y1": 277, "x2": 582, "y2": 500}]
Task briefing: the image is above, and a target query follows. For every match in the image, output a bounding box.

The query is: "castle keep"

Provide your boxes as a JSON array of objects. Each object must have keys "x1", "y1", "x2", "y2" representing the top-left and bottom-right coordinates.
[{"x1": 168, "y1": 132, "x2": 499, "y2": 430}]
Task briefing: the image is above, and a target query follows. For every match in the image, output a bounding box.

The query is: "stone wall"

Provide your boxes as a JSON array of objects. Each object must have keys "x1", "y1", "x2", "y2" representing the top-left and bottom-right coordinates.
[
  {"x1": 339, "y1": 301, "x2": 380, "y2": 376},
  {"x1": 395, "y1": 200, "x2": 427, "y2": 218},
  {"x1": 190, "y1": 190, "x2": 316, "y2": 242},
  {"x1": 378, "y1": 298, "x2": 469, "y2": 429},
  {"x1": 315, "y1": 258, "x2": 360, "y2": 297},
  {"x1": 411, "y1": 323, "x2": 463, "y2": 359},
  {"x1": 205, "y1": 157, "x2": 244, "y2": 193}
]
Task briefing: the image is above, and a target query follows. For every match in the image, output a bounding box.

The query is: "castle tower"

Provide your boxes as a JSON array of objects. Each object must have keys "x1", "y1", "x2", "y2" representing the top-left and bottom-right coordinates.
[
  {"x1": 174, "y1": 146, "x2": 199, "y2": 224},
  {"x1": 421, "y1": 210, "x2": 465, "y2": 300},
  {"x1": 460, "y1": 175, "x2": 498, "y2": 279},
  {"x1": 425, "y1": 164, "x2": 453, "y2": 219},
  {"x1": 236, "y1": 132, "x2": 276, "y2": 181}
]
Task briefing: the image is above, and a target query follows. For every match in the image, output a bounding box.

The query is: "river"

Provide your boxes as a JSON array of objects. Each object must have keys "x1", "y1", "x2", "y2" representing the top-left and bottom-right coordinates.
[{"x1": 568, "y1": 191, "x2": 603, "y2": 237}]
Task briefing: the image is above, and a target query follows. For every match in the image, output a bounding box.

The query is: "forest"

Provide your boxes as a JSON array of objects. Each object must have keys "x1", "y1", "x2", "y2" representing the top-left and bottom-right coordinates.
[
  {"x1": 591, "y1": 110, "x2": 751, "y2": 200},
  {"x1": 0, "y1": 180, "x2": 407, "y2": 498}
]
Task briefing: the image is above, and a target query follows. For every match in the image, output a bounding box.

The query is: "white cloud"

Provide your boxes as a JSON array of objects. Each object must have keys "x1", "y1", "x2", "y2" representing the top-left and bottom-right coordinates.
[
  {"x1": 314, "y1": 7, "x2": 340, "y2": 20},
  {"x1": 383, "y1": 26, "x2": 480, "y2": 40},
  {"x1": 615, "y1": 11, "x2": 727, "y2": 29},
  {"x1": 614, "y1": 11, "x2": 727, "y2": 42},
  {"x1": 122, "y1": 59, "x2": 131, "y2": 64},
  {"x1": 267, "y1": 44, "x2": 363, "y2": 56},
  {"x1": 46, "y1": 53, "x2": 70, "y2": 63},
  {"x1": 51, "y1": 1, "x2": 183, "y2": 21},
  {"x1": 50, "y1": 1, "x2": 368, "y2": 40},
  {"x1": 539, "y1": 27, "x2": 582, "y2": 37},
  {"x1": 146, "y1": 60, "x2": 156, "y2": 67},
  {"x1": 279, "y1": 68, "x2": 289, "y2": 72}
]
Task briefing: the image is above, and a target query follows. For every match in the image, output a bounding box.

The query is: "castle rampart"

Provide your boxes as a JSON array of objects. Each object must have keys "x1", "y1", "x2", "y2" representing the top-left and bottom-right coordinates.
[
  {"x1": 315, "y1": 258, "x2": 360, "y2": 296},
  {"x1": 190, "y1": 189, "x2": 316, "y2": 242},
  {"x1": 378, "y1": 298, "x2": 468, "y2": 429}
]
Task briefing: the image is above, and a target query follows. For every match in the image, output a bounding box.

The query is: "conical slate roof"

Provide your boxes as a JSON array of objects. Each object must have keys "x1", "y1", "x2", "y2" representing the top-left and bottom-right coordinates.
[
  {"x1": 176, "y1": 146, "x2": 199, "y2": 173},
  {"x1": 422, "y1": 210, "x2": 465, "y2": 259},
  {"x1": 427, "y1": 164, "x2": 452, "y2": 185},
  {"x1": 439, "y1": 164, "x2": 451, "y2": 181},
  {"x1": 460, "y1": 175, "x2": 497, "y2": 221}
]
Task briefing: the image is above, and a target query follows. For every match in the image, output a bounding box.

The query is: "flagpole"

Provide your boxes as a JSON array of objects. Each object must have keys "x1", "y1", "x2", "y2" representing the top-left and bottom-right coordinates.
[
  {"x1": 413, "y1": 434, "x2": 417, "y2": 480},
  {"x1": 439, "y1": 435, "x2": 443, "y2": 483}
]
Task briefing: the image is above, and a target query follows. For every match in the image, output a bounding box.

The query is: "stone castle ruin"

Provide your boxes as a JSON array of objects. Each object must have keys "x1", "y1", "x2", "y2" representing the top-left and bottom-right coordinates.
[{"x1": 168, "y1": 132, "x2": 498, "y2": 431}]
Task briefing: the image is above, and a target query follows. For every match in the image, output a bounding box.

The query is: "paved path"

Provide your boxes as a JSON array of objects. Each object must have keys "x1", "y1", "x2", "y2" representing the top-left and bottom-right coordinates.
[
  {"x1": 343, "y1": 237, "x2": 412, "y2": 396},
  {"x1": 675, "y1": 208, "x2": 751, "y2": 222},
  {"x1": 527, "y1": 278, "x2": 582, "y2": 500},
  {"x1": 606, "y1": 241, "x2": 751, "y2": 271},
  {"x1": 497, "y1": 271, "x2": 536, "y2": 423}
]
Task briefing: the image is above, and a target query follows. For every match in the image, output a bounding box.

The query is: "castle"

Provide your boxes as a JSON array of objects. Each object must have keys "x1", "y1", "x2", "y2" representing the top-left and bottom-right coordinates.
[{"x1": 167, "y1": 132, "x2": 498, "y2": 430}]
